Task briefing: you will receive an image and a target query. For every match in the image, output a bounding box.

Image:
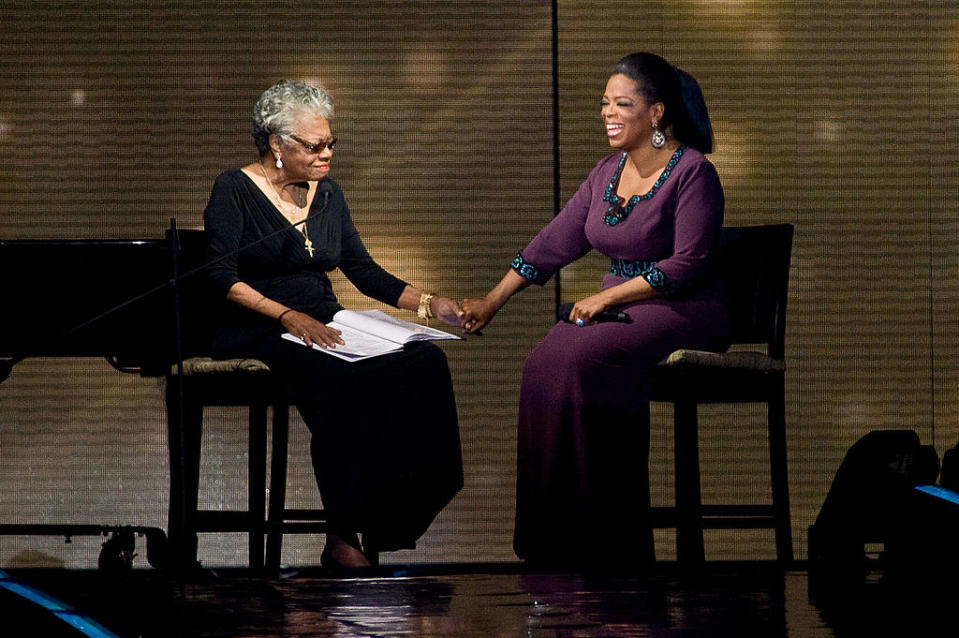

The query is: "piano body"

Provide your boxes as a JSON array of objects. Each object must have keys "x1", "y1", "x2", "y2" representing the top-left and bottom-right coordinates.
[
  {"x1": 0, "y1": 238, "x2": 175, "y2": 373},
  {"x1": 0, "y1": 234, "x2": 211, "y2": 569}
]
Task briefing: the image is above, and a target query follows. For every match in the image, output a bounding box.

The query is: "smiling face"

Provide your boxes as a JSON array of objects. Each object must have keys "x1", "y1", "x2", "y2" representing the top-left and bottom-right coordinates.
[
  {"x1": 601, "y1": 73, "x2": 663, "y2": 152},
  {"x1": 272, "y1": 113, "x2": 334, "y2": 181}
]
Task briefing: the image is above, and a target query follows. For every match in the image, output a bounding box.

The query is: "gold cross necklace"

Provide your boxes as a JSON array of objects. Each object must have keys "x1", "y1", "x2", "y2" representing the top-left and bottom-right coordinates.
[{"x1": 261, "y1": 163, "x2": 314, "y2": 257}]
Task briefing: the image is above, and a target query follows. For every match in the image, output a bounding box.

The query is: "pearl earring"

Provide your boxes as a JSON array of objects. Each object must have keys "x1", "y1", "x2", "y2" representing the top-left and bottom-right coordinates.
[{"x1": 275, "y1": 154, "x2": 283, "y2": 169}]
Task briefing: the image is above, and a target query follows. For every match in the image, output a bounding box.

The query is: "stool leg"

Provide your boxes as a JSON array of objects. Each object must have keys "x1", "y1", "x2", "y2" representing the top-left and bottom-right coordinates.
[
  {"x1": 249, "y1": 404, "x2": 267, "y2": 573},
  {"x1": 768, "y1": 384, "x2": 793, "y2": 563},
  {"x1": 674, "y1": 400, "x2": 705, "y2": 564},
  {"x1": 166, "y1": 380, "x2": 202, "y2": 570},
  {"x1": 266, "y1": 404, "x2": 290, "y2": 571}
]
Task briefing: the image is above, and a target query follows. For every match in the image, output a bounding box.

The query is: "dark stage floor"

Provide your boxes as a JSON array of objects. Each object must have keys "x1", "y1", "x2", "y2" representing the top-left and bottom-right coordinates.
[{"x1": 1, "y1": 562, "x2": 954, "y2": 637}]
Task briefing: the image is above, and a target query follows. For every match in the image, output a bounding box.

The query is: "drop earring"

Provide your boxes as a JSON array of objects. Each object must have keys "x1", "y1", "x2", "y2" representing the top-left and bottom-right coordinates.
[
  {"x1": 651, "y1": 122, "x2": 666, "y2": 149},
  {"x1": 275, "y1": 154, "x2": 283, "y2": 169}
]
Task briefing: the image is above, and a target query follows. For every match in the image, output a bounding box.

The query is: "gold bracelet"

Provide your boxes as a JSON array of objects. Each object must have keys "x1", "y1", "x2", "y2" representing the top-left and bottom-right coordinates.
[{"x1": 417, "y1": 292, "x2": 435, "y2": 320}]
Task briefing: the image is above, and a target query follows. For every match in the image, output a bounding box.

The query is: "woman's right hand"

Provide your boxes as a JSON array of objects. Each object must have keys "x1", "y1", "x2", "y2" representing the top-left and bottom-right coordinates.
[
  {"x1": 460, "y1": 270, "x2": 526, "y2": 334},
  {"x1": 460, "y1": 297, "x2": 498, "y2": 334},
  {"x1": 280, "y1": 310, "x2": 344, "y2": 349}
]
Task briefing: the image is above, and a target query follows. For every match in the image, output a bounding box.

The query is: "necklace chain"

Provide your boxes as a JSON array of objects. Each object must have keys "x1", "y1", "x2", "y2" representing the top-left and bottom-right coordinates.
[{"x1": 261, "y1": 162, "x2": 314, "y2": 257}]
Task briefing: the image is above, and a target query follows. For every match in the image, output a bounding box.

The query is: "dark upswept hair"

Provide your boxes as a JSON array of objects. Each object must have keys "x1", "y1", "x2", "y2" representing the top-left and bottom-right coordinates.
[{"x1": 612, "y1": 52, "x2": 714, "y2": 154}]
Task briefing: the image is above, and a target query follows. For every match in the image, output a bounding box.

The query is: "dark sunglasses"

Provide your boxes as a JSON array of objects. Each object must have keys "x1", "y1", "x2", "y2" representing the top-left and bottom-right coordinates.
[{"x1": 288, "y1": 134, "x2": 337, "y2": 154}]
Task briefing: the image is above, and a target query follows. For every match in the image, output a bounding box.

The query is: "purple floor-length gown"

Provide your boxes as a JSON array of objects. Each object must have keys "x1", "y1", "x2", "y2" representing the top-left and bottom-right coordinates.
[{"x1": 510, "y1": 147, "x2": 730, "y2": 565}]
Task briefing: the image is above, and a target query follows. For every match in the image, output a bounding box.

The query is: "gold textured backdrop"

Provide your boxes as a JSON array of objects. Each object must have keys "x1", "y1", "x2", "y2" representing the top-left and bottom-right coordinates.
[{"x1": 0, "y1": 0, "x2": 956, "y2": 567}]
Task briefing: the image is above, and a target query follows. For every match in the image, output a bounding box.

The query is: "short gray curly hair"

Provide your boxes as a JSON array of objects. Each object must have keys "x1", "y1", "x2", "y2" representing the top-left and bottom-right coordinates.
[{"x1": 251, "y1": 79, "x2": 335, "y2": 156}]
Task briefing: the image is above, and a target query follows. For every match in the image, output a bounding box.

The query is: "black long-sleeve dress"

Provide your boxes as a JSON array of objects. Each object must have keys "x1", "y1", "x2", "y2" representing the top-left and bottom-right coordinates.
[{"x1": 202, "y1": 169, "x2": 463, "y2": 551}]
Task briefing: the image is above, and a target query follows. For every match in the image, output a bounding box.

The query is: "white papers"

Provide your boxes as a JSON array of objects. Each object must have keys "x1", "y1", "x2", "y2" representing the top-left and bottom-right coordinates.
[{"x1": 282, "y1": 309, "x2": 461, "y2": 362}]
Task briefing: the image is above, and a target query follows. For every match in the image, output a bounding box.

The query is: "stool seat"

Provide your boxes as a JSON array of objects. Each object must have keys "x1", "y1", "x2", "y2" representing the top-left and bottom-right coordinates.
[
  {"x1": 660, "y1": 349, "x2": 785, "y2": 372},
  {"x1": 172, "y1": 357, "x2": 272, "y2": 375}
]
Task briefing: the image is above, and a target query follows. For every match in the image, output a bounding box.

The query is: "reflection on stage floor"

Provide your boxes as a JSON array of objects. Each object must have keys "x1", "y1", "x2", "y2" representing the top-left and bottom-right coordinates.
[{"x1": 1, "y1": 562, "x2": 953, "y2": 637}]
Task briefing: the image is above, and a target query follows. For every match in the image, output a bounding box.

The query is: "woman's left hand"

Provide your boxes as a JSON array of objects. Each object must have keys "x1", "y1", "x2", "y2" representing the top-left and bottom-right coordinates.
[
  {"x1": 430, "y1": 296, "x2": 465, "y2": 327},
  {"x1": 567, "y1": 293, "x2": 611, "y2": 326}
]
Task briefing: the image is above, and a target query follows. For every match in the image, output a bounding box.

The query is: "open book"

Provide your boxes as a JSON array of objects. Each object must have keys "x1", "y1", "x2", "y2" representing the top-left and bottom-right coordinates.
[{"x1": 282, "y1": 309, "x2": 461, "y2": 362}]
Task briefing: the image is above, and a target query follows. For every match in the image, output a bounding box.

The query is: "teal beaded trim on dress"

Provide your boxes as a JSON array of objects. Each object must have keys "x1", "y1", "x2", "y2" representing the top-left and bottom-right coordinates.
[
  {"x1": 603, "y1": 146, "x2": 686, "y2": 226},
  {"x1": 609, "y1": 258, "x2": 680, "y2": 298},
  {"x1": 511, "y1": 251, "x2": 551, "y2": 285}
]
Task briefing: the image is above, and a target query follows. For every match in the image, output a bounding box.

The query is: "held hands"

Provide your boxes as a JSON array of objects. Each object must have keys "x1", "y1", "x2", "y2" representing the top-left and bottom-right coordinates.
[
  {"x1": 280, "y1": 310, "x2": 344, "y2": 349},
  {"x1": 459, "y1": 291, "x2": 612, "y2": 334}
]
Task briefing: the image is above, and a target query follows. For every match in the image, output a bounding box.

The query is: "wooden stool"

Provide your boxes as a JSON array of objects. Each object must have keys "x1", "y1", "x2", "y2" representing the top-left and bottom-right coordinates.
[
  {"x1": 166, "y1": 356, "x2": 328, "y2": 572},
  {"x1": 649, "y1": 224, "x2": 795, "y2": 564}
]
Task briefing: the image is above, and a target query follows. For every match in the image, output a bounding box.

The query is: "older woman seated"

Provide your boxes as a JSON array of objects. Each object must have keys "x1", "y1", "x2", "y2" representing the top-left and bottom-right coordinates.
[{"x1": 203, "y1": 79, "x2": 464, "y2": 572}]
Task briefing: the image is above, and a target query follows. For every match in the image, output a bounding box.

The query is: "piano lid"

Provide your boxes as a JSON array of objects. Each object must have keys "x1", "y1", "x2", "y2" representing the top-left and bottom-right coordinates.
[{"x1": 0, "y1": 238, "x2": 177, "y2": 372}]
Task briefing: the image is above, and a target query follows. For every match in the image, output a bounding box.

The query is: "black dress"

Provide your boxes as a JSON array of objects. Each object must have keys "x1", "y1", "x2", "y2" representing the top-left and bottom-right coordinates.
[{"x1": 202, "y1": 170, "x2": 463, "y2": 551}]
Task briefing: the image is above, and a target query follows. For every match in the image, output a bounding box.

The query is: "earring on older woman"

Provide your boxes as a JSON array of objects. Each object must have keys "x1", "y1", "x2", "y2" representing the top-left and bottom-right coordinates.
[
  {"x1": 275, "y1": 154, "x2": 283, "y2": 169},
  {"x1": 651, "y1": 121, "x2": 666, "y2": 149}
]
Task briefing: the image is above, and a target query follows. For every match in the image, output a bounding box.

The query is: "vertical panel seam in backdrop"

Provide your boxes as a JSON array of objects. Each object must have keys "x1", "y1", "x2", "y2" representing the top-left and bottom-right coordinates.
[
  {"x1": 925, "y1": 10, "x2": 936, "y2": 446},
  {"x1": 551, "y1": 0, "x2": 562, "y2": 310}
]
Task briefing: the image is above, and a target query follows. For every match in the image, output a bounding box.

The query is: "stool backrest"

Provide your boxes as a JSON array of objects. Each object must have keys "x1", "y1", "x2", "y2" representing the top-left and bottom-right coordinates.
[
  {"x1": 719, "y1": 224, "x2": 794, "y2": 360},
  {"x1": 166, "y1": 228, "x2": 219, "y2": 359}
]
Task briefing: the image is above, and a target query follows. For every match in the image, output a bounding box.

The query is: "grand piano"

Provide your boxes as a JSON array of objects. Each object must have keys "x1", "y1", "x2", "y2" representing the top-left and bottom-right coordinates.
[{"x1": 0, "y1": 233, "x2": 211, "y2": 570}]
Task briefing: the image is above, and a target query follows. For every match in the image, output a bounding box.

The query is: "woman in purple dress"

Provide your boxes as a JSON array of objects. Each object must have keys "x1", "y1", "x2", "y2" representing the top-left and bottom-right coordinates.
[{"x1": 462, "y1": 52, "x2": 730, "y2": 567}]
